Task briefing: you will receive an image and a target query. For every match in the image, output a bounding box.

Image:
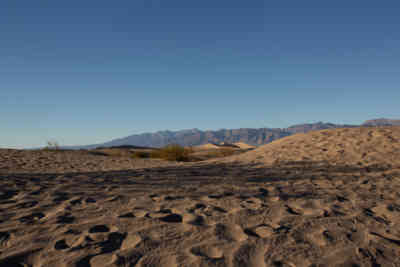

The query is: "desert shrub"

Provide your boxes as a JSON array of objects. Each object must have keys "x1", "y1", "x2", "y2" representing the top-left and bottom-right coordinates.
[
  {"x1": 131, "y1": 151, "x2": 151, "y2": 159},
  {"x1": 88, "y1": 150, "x2": 109, "y2": 156},
  {"x1": 44, "y1": 140, "x2": 60, "y2": 151},
  {"x1": 151, "y1": 144, "x2": 192, "y2": 161}
]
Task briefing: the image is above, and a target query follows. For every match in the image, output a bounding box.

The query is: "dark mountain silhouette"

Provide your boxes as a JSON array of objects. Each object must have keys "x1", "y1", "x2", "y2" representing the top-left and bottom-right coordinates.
[{"x1": 64, "y1": 118, "x2": 398, "y2": 149}]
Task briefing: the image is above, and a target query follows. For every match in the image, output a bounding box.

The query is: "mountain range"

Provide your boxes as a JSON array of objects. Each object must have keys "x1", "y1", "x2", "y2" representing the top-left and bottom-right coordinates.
[{"x1": 70, "y1": 118, "x2": 400, "y2": 149}]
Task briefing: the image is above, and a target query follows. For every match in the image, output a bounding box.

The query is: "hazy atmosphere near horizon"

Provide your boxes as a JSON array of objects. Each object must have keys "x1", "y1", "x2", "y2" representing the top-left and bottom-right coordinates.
[{"x1": 1, "y1": 0, "x2": 400, "y2": 148}]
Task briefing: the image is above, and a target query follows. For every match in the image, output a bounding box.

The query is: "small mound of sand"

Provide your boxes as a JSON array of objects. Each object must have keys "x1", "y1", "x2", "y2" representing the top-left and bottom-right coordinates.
[
  {"x1": 194, "y1": 143, "x2": 220, "y2": 150},
  {"x1": 234, "y1": 142, "x2": 256, "y2": 150},
  {"x1": 225, "y1": 126, "x2": 400, "y2": 167}
]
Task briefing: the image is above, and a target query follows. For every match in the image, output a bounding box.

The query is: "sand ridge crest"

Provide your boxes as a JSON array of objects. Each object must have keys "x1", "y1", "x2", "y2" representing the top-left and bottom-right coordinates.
[{"x1": 222, "y1": 126, "x2": 400, "y2": 167}]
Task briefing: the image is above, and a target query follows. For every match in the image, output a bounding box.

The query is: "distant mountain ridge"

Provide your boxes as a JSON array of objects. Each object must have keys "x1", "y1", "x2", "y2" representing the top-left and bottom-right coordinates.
[
  {"x1": 66, "y1": 118, "x2": 399, "y2": 149},
  {"x1": 362, "y1": 118, "x2": 400, "y2": 126}
]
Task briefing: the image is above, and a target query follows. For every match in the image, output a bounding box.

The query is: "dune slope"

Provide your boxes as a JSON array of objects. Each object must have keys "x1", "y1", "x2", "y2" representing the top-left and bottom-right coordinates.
[{"x1": 227, "y1": 126, "x2": 400, "y2": 167}]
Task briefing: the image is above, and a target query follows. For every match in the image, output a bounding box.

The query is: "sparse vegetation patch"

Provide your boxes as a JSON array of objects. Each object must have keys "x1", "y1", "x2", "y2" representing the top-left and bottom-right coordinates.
[{"x1": 150, "y1": 144, "x2": 193, "y2": 162}]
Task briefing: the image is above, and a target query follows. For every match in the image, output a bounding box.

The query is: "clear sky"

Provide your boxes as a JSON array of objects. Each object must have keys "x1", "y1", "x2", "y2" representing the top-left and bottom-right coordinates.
[{"x1": 1, "y1": 0, "x2": 400, "y2": 148}]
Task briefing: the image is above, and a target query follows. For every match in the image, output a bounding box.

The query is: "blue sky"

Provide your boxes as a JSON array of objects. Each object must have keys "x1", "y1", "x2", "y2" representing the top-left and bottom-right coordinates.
[{"x1": 1, "y1": 0, "x2": 400, "y2": 148}]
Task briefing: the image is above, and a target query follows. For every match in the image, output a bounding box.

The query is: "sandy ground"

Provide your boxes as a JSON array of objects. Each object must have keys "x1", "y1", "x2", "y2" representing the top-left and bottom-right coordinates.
[
  {"x1": 0, "y1": 149, "x2": 181, "y2": 174},
  {"x1": 233, "y1": 143, "x2": 256, "y2": 150},
  {"x1": 1, "y1": 127, "x2": 400, "y2": 267},
  {"x1": 223, "y1": 126, "x2": 400, "y2": 168}
]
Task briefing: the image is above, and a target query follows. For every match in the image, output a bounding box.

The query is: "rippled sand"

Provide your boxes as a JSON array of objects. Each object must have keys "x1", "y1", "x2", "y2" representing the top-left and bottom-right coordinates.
[{"x1": 1, "y1": 127, "x2": 400, "y2": 267}]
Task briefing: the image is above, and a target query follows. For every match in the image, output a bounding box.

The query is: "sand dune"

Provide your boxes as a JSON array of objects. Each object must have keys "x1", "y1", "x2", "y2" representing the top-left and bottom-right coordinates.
[
  {"x1": 233, "y1": 142, "x2": 256, "y2": 150},
  {"x1": 225, "y1": 126, "x2": 400, "y2": 167},
  {"x1": 1, "y1": 127, "x2": 400, "y2": 266},
  {"x1": 194, "y1": 143, "x2": 221, "y2": 150}
]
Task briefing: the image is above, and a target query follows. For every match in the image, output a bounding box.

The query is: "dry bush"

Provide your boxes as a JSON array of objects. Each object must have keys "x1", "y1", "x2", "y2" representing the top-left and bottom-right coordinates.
[
  {"x1": 151, "y1": 144, "x2": 193, "y2": 162},
  {"x1": 131, "y1": 151, "x2": 151, "y2": 159},
  {"x1": 43, "y1": 140, "x2": 60, "y2": 151}
]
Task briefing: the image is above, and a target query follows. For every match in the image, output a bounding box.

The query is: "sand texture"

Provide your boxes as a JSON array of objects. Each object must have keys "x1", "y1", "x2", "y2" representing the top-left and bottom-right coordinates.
[
  {"x1": 223, "y1": 126, "x2": 400, "y2": 168},
  {"x1": 0, "y1": 149, "x2": 180, "y2": 174},
  {"x1": 1, "y1": 127, "x2": 400, "y2": 266},
  {"x1": 233, "y1": 142, "x2": 256, "y2": 150},
  {"x1": 194, "y1": 144, "x2": 221, "y2": 150}
]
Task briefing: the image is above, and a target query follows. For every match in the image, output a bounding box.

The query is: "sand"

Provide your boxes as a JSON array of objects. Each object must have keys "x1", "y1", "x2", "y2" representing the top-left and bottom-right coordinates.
[
  {"x1": 1, "y1": 127, "x2": 400, "y2": 266},
  {"x1": 233, "y1": 142, "x2": 256, "y2": 150},
  {"x1": 193, "y1": 144, "x2": 221, "y2": 150},
  {"x1": 0, "y1": 149, "x2": 180, "y2": 174},
  {"x1": 224, "y1": 126, "x2": 400, "y2": 168}
]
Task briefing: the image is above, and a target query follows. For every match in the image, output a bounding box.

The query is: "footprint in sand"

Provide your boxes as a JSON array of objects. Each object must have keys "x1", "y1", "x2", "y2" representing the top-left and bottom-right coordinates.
[
  {"x1": 182, "y1": 213, "x2": 207, "y2": 226},
  {"x1": 64, "y1": 228, "x2": 82, "y2": 235},
  {"x1": 0, "y1": 248, "x2": 42, "y2": 267},
  {"x1": 52, "y1": 192, "x2": 70, "y2": 203},
  {"x1": 387, "y1": 203, "x2": 400, "y2": 212},
  {"x1": 56, "y1": 213, "x2": 75, "y2": 224},
  {"x1": 215, "y1": 223, "x2": 248, "y2": 242},
  {"x1": 212, "y1": 206, "x2": 228, "y2": 213},
  {"x1": 75, "y1": 254, "x2": 96, "y2": 267},
  {"x1": 149, "y1": 194, "x2": 163, "y2": 202},
  {"x1": 187, "y1": 203, "x2": 207, "y2": 213},
  {"x1": 329, "y1": 204, "x2": 348, "y2": 217},
  {"x1": 148, "y1": 210, "x2": 173, "y2": 219},
  {"x1": 106, "y1": 195, "x2": 125, "y2": 202},
  {"x1": 132, "y1": 208, "x2": 148, "y2": 218},
  {"x1": 240, "y1": 198, "x2": 262, "y2": 210},
  {"x1": 114, "y1": 250, "x2": 143, "y2": 266},
  {"x1": 286, "y1": 199, "x2": 326, "y2": 217},
  {"x1": 99, "y1": 232, "x2": 126, "y2": 253},
  {"x1": 200, "y1": 205, "x2": 229, "y2": 219},
  {"x1": 245, "y1": 225, "x2": 274, "y2": 238},
  {"x1": 347, "y1": 228, "x2": 370, "y2": 246},
  {"x1": 85, "y1": 197, "x2": 97, "y2": 203},
  {"x1": 69, "y1": 197, "x2": 83, "y2": 206},
  {"x1": 29, "y1": 189, "x2": 44, "y2": 196},
  {"x1": 136, "y1": 254, "x2": 177, "y2": 267},
  {"x1": 257, "y1": 188, "x2": 269, "y2": 198},
  {"x1": 90, "y1": 253, "x2": 118, "y2": 267},
  {"x1": 118, "y1": 212, "x2": 135, "y2": 218},
  {"x1": 307, "y1": 227, "x2": 330, "y2": 247},
  {"x1": 0, "y1": 231, "x2": 11, "y2": 248},
  {"x1": 16, "y1": 200, "x2": 39, "y2": 209},
  {"x1": 159, "y1": 213, "x2": 183, "y2": 223},
  {"x1": 202, "y1": 192, "x2": 235, "y2": 201},
  {"x1": 70, "y1": 235, "x2": 95, "y2": 250},
  {"x1": 54, "y1": 239, "x2": 69, "y2": 250},
  {"x1": 191, "y1": 244, "x2": 224, "y2": 259},
  {"x1": 233, "y1": 244, "x2": 268, "y2": 267},
  {"x1": 0, "y1": 190, "x2": 18, "y2": 201},
  {"x1": 371, "y1": 203, "x2": 400, "y2": 224},
  {"x1": 163, "y1": 195, "x2": 185, "y2": 201},
  {"x1": 89, "y1": 225, "x2": 110, "y2": 233},
  {"x1": 19, "y1": 212, "x2": 45, "y2": 223},
  {"x1": 120, "y1": 233, "x2": 142, "y2": 250}
]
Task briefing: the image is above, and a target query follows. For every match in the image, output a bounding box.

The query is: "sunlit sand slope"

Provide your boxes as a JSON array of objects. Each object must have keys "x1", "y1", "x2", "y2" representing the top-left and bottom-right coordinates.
[{"x1": 226, "y1": 126, "x2": 400, "y2": 167}]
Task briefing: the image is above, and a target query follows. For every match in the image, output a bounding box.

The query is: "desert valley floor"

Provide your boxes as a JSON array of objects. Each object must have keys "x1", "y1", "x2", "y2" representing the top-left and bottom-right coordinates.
[{"x1": 1, "y1": 127, "x2": 400, "y2": 267}]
